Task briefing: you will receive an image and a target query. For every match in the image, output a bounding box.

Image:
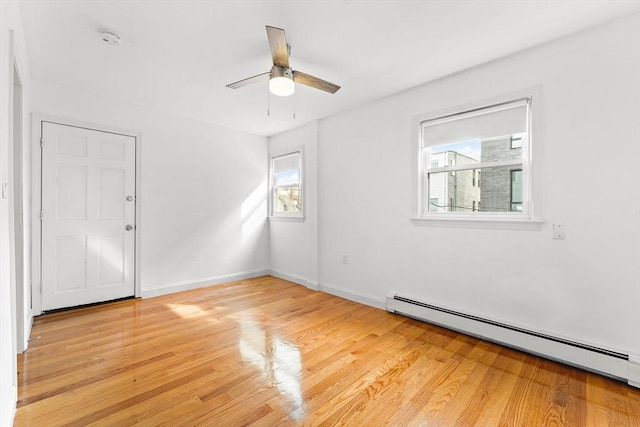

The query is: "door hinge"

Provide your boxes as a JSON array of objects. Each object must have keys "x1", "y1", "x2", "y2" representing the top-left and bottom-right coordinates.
[
  {"x1": 40, "y1": 137, "x2": 44, "y2": 148},
  {"x1": 40, "y1": 210, "x2": 43, "y2": 221}
]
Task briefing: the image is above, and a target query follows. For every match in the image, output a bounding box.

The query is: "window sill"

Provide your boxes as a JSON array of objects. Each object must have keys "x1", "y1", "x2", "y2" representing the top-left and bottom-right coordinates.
[
  {"x1": 269, "y1": 216, "x2": 305, "y2": 223},
  {"x1": 411, "y1": 216, "x2": 546, "y2": 230}
]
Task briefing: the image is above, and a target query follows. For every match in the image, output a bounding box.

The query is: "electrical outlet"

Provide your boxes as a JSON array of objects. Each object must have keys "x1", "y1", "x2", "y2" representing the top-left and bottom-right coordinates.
[
  {"x1": 553, "y1": 224, "x2": 566, "y2": 239},
  {"x1": 342, "y1": 254, "x2": 349, "y2": 264}
]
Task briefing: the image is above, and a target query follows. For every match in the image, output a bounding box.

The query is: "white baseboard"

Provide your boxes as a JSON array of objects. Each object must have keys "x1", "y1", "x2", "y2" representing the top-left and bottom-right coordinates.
[
  {"x1": 629, "y1": 353, "x2": 640, "y2": 388},
  {"x1": 141, "y1": 269, "x2": 270, "y2": 298},
  {"x1": 269, "y1": 270, "x2": 318, "y2": 291},
  {"x1": 0, "y1": 384, "x2": 17, "y2": 427},
  {"x1": 318, "y1": 281, "x2": 385, "y2": 310}
]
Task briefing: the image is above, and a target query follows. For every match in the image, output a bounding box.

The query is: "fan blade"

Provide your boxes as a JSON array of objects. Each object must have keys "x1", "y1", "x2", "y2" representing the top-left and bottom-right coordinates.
[
  {"x1": 293, "y1": 71, "x2": 340, "y2": 94},
  {"x1": 226, "y1": 72, "x2": 270, "y2": 89},
  {"x1": 266, "y1": 25, "x2": 289, "y2": 68}
]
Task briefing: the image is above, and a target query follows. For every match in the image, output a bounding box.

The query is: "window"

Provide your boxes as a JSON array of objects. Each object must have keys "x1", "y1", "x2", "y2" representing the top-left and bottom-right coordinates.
[
  {"x1": 418, "y1": 98, "x2": 531, "y2": 217},
  {"x1": 510, "y1": 169, "x2": 523, "y2": 212},
  {"x1": 270, "y1": 151, "x2": 302, "y2": 216},
  {"x1": 429, "y1": 198, "x2": 440, "y2": 212},
  {"x1": 472, "y1": 169, "x2": 479, "y2": 187}
]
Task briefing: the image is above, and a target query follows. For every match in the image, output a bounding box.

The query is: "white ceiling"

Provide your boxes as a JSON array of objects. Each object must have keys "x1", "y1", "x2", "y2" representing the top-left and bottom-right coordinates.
[{"x1": 19, "y1": 0, "x2": 640, "y2": 137}]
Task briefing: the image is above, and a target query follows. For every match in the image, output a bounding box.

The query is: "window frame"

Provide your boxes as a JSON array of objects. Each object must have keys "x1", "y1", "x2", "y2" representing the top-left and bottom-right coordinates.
[
  {"x1": 411, "y1": 88, "x2": 545, "y2": 230},
  {"x1": 269, "y1": 148, "x2": 304, "y2": 220}
]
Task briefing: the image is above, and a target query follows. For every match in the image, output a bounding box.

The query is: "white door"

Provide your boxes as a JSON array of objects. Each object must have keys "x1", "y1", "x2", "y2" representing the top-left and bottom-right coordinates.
[{"x1": 41, "y1": 122, "x2": 136, "y2": 311}]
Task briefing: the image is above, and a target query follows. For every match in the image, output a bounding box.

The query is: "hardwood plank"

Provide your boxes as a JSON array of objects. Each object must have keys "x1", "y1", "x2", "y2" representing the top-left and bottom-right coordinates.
[
  {"x1": 416, "y1": 340, "x2": 499, "y2": 426},
  {"x1": 14, "y1": 276, "x2": 640, "y2": 426},
  {"x1": 383, "y1": 335, "x2": 479, "y2": 425}
]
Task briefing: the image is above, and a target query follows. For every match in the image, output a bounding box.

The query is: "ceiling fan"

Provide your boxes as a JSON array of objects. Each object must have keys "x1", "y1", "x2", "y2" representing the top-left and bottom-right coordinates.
[{"x1": 226, "y1": 25, "x2": 340, "y2": 97}]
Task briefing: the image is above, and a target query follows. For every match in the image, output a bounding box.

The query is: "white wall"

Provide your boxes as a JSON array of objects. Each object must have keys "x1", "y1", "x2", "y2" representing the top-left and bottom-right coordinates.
[
  {"x1": 30, "y1": 78, "x2": 270, "y2": 298},
  {"x1": 269, "y1": 121, "x2": 318, "y2": 289},
  {"x1": 1, "y1": 1, "x2": 32, "y2": 424},
  {"x1": 315, "y1": 13, "x2": 640, "y2": 361}
]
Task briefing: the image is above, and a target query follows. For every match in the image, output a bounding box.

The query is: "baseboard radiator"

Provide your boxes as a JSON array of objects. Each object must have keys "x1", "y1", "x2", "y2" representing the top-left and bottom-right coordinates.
[{"x1": 386, "y1": 294, "x2": 631, "y2": 383}]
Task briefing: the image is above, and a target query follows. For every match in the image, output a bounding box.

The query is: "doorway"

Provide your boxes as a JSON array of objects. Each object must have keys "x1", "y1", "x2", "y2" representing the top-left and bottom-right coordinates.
[{"x1": 38, "y1": 120, "x2": 138, "y2": 312}]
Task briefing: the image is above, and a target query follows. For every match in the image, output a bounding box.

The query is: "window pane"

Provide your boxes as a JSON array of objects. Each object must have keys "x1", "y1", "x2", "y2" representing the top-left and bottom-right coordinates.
[
  {"x1": 274, "y1": 187, "x2": 301, "y2": 213},
  {"x1": 427, "y1": 165, "x2": 524, "y2": 213},
  {"x1": 271, "y1": 151, "x2": 302, "y2": 215},
  {"x1": 274, "y1": 169, "x2": 299, "y2": 187},
  {"x1": 427, "y1": 169, "x2": 479, "y2": 212},
  {"x1": 427, "y1": 133, "x2": 523, "y2": 168}
]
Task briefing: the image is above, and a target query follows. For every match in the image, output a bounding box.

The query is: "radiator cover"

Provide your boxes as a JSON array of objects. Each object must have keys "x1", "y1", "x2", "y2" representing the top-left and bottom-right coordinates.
[{"x1": 386, "y1": 293, "x2": 631, "y2": 383}]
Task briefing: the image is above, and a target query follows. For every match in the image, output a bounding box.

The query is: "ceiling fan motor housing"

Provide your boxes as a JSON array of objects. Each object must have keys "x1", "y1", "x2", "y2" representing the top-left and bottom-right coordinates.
[{"x1": 270, "y1": 65, "x2": 293, "y2": 80}]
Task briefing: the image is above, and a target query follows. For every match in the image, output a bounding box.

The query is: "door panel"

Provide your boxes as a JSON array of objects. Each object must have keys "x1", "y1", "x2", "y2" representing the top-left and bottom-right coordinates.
[
  {"x1": 56, "y1": 165, "x2": 87, "y2": 219},
  {"x1": 56, "y1": 235, "x2": 87, "y2": 291},
  {"x1": 100, "y1": 139, "x2": 126, "y2": 161},
  {"x1": 98, "y1": 234, "x2": 125, "y2": 286},
  {"x1": 58, "y1": 133, "x2": 88, "y2": 157},
  {"x1": 99, "y1": 168, "x2": 125, "y2": 219},
  {"x1": 42, "y1": 122, "x2": 136, "y2": 310}
]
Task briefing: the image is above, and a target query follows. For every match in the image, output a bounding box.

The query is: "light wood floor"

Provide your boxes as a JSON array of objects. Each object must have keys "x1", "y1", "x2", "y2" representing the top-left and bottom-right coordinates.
[{"x1": 15, "y1": 276, "x2": 640, "y2": 426}]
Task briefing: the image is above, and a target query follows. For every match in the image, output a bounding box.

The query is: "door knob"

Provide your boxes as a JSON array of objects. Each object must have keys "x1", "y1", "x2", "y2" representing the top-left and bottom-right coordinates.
[{"x1": 125, "y1": 224, "x2": 134, "y2": 231}]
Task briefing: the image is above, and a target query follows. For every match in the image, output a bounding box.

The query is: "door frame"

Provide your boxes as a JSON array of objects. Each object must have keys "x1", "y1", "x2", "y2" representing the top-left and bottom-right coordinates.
[
  {"x1": 31, "y1": 114, "x2": 143, "y2": 315},
  {"x1": 12, "y1": 60, "x2": 24, "y2": 353}
]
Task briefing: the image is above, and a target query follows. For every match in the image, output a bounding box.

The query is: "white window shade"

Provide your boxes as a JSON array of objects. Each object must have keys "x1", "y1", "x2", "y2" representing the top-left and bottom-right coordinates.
[
  {"x1": 273, "y1": 152, "x2": 300, "y2": 173},
  {"x1": 422, "y1": 100, "x2": 529, "y2": 147}
]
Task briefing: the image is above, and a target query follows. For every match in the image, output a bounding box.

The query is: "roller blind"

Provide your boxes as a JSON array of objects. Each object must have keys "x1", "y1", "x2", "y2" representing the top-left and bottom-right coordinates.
[
  {"x1": 422, "y1": 99, "x2": 529, "y2": 147},
  {"x1": 273, "y1": 152, "x2": 300, "y2": 187},
  {"x1": 273, "y1": 152, "x2": 299, "y2": 172}
]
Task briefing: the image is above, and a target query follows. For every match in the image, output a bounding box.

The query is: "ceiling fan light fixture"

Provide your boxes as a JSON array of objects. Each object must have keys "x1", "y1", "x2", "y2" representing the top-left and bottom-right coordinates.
[
  {"x1": 269, "y1": 66, "x2": 295, "y2": 96},
  {"x1": 269, "y1": 76, "x2": 295, "y2": 96}
]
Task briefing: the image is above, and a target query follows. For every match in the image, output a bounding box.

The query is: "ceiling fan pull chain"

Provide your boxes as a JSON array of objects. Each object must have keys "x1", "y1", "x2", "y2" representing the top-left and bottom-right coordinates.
[
  {"x1": 293, "y1": 91, "x2": 296, "y2": 119},
  {"x1": 267, "y1": 85, "x2": 271, "y2": 116}
]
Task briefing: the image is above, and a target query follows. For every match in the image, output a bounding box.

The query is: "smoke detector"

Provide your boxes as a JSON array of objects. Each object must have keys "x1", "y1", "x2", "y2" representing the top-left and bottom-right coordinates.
[{"x1": 100, "y1": 30, "x2": 122, "y2": 46}]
